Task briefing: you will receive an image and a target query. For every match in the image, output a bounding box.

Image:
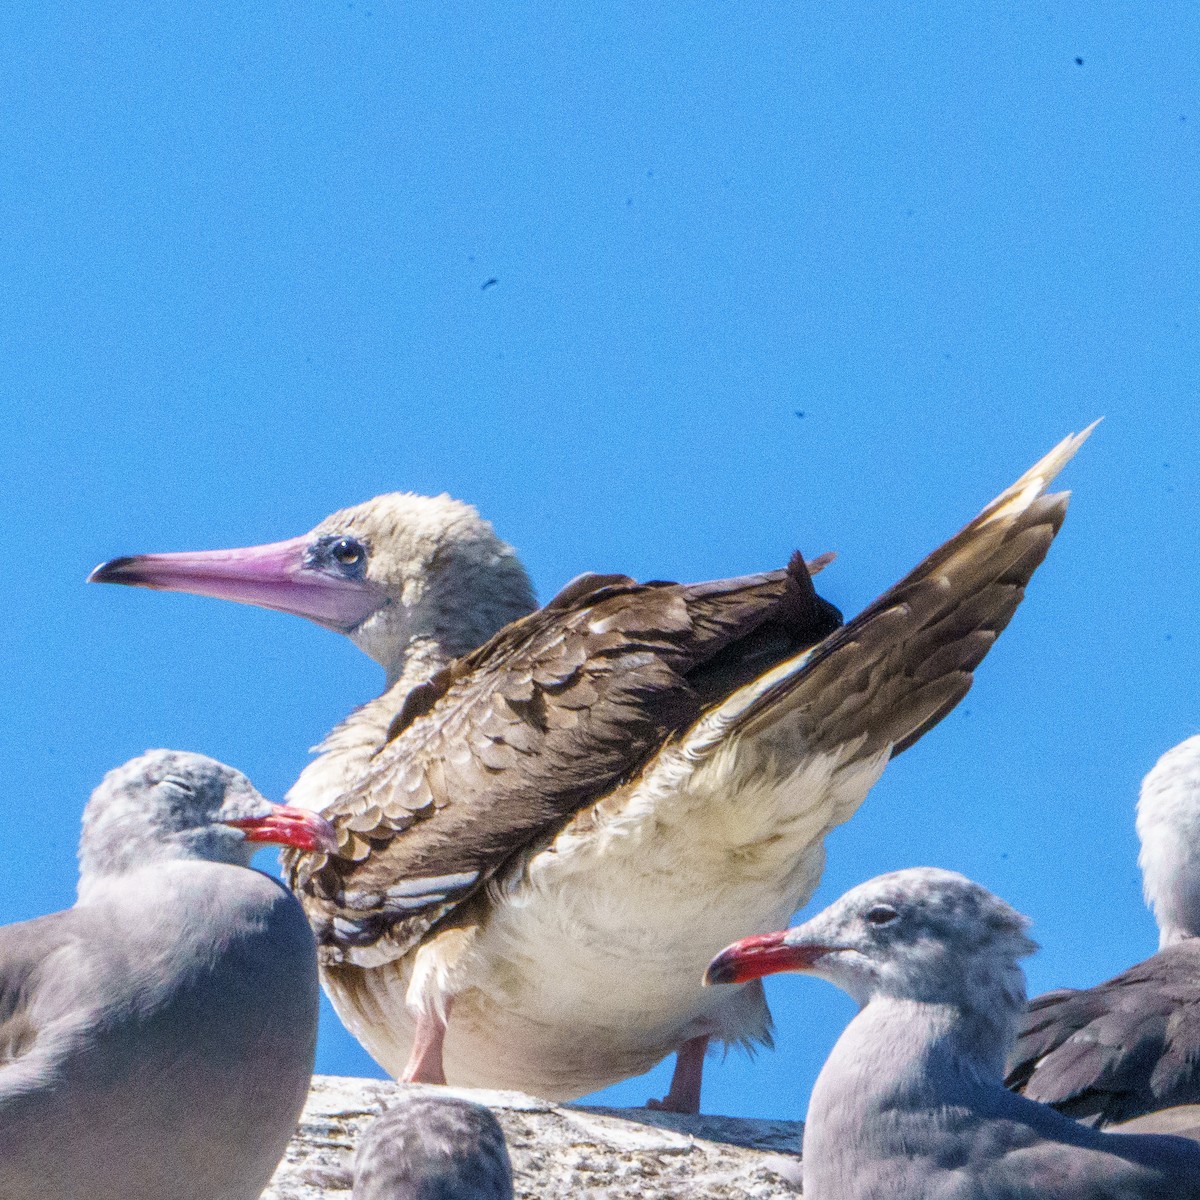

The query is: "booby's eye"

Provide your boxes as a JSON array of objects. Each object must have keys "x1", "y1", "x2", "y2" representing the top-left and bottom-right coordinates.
[
  {"x1": 330, "y1": 537, "x2": 364, "y2": 566},
  {"x1": 866, "y1": 905, "x2": 899, "y2": 926},
  {"x1": 306, "y1": 534, "x2": 369, "y2": 580}
]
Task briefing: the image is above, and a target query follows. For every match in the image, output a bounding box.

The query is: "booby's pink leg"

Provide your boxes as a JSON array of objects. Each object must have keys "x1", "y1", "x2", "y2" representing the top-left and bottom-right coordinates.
[
  {"x1": 402, "y1": 1004, "x2": 451, "y2": 1085},
  {"x1": 646, "y1": 1035, "x2": 708, "y2": 1114}
]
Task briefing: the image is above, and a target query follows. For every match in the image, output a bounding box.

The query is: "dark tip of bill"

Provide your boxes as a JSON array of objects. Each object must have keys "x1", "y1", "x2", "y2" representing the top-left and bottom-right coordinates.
[
  {"x1": 87, "y1": 556, "x2": 140, "y2": 584},
  {"x1": 703, "y1": 955, "x2": 734, "y2": 987}
]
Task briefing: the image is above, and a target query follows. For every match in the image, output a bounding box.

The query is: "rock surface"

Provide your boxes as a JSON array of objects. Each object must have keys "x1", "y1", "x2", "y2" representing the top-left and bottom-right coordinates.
[{"x1": 266, "y1": 1075, "x2": 804, "y2": 1198}]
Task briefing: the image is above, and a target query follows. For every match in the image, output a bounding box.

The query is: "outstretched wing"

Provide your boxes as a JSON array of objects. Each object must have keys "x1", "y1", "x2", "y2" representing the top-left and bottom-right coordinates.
[
  {"x1": 293, "y1": 556, "x2": 841, "y2": 965},
  {"x1": 619, "y1": 427, "x2": 1086, "y2": 849}
]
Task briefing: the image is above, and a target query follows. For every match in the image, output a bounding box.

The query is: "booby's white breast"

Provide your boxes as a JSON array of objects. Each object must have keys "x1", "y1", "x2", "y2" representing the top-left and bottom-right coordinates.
[{"x1": 327, "y1": 738, "x2": 887, "y2": 1099}]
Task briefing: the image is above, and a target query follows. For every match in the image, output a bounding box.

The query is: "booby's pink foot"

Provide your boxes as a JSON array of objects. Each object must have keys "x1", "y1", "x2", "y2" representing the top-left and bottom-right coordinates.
[
  {"x1": 402, "y1": 1007, "x2": 451, "y2": 1085},
  {"x1": 646, "y1": 1035, "x2": 708, "y2": 1114}
]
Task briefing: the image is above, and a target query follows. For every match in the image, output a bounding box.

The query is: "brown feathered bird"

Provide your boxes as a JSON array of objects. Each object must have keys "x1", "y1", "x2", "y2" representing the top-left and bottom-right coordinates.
[{"x1": 89, "y1": 429, "x2": 1090, "y2": 1110}]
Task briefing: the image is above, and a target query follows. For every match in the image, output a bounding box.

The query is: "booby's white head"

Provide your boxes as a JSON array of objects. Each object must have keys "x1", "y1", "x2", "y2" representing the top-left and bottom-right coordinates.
[
  {"x1": 77, "y1": 749, "x2": 336, "y2": 902},
  {"x1": 1136, "y1": 735, "x2": 1200, "y2": 949},
  {"x1": 707, "y1": 868, "x2": 1036, "y2": 1066},
  {"x1": 89, "y1": 493, "x2": 537, "y2": 685}
]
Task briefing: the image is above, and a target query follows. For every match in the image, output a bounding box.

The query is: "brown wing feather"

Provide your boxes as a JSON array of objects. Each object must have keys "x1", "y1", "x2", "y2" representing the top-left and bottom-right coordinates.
[
  {"x1": 720, "y1": 468, "x2": 1073, "y2": 762},
  {"x1": 293, "y1": 561, "x2": 841, "y2": 964}
]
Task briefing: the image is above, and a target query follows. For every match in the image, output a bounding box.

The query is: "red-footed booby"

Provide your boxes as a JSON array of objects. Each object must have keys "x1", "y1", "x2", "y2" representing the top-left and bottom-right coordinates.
[
  {"x1": 0, "y1": 749, "x2": 336, "y2": 1200},
  {"x1": 706, "y1": 868, "x2": 1200, "y2": 1200},
  {"x1": 1006, "y1": 734, "x2": 1200, "y2": 1126},
  {"x1": 353, "y1": 1093, "x2": 514, "y2": 1200},
  {"x1": 89, "y1": 429, "x2": 1089, "y2": 1111}
]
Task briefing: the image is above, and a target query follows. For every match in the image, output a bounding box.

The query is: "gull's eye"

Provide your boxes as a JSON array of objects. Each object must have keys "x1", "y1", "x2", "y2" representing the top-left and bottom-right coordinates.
[{"x1": 866, "y1": 904, "x2": 899, "y2": 926}]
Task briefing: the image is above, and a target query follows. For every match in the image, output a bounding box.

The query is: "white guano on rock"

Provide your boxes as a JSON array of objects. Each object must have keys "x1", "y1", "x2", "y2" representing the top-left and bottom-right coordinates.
[{"x1": 266, "y1": 1077, "x2": 805, "y2": 1200}]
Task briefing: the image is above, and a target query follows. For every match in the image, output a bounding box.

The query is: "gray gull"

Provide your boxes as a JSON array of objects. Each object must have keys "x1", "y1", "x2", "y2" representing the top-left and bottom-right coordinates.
[
  {"x1": 0, "y1": 750, "x2": 336, "y2": 1200},
  {"x1": 353, "y1": 1092, "x2": 513, "y2": 1199},
  {"x1": 1007, "y1": 734, "x2": 1200, "y2": 1125},
  {"x1": 706, "y1": 867, "x2": 1200, "y2": 1199}
]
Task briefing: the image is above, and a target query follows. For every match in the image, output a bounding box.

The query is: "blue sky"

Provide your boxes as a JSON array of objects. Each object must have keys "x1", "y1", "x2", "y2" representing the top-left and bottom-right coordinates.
[{"x1": 1, "y1": 3, "x2": 1197, "y2": 1119}]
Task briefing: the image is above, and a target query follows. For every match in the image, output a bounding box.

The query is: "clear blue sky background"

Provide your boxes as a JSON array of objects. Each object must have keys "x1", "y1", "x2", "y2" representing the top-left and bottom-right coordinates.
[{"x1": 2, "y1": 3, "x2": 1197, "y2": 1120}]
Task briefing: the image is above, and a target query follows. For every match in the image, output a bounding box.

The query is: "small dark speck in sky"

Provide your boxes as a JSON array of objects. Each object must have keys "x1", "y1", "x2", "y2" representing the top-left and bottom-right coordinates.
[
  {"x1": 1075, "y1": 56, "x2": 1084, "y2": 65},
  {"x1": 1183, "y1": 115, "x2": 1189, "y2": 123},
  {"x1": 1166, "y1": 633, "x2": 1174, "y2": 641},
  {"x1": 1001, "y1": 853, "x2": 1009, "y2": 860},
  {"x1": 794, "y1": 410, "x2": 805, "y2": 419},
  {"x1": 626, "y1": 198, "x2": 633, "y2": 206},
  {"x1": 481, "y1": 278, "x2": 498, "y2": 291}
]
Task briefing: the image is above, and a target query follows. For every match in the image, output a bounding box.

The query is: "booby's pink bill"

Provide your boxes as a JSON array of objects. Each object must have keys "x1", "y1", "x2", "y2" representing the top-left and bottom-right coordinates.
[{"x1": 88, "y1": 537, "x2": 383, "y2": 633}]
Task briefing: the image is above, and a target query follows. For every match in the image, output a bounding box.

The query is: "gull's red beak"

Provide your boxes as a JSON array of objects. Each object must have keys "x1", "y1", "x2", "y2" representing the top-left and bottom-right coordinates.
[
  {"x1": 226, "y1": 805, "x2": 339, "y2": 854},
  {"x1": 704, "y1": 931, "x2": 833, "y2": 985},
  {"x1": 87, "y1": 537, "x2": 383, "y2": 634}
]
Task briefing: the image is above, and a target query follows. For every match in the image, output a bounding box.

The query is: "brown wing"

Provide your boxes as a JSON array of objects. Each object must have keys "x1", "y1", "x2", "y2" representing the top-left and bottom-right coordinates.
[
  {"x1": 698, "y1": 427, "x2": 1089, "y2": 764},
  {"x1": 293, "y1": 556, "x2": 841, "y2": 965}
]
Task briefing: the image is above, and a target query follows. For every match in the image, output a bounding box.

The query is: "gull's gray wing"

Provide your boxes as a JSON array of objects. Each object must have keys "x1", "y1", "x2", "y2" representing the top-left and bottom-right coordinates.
[
  {"x1": 967, "y1": 1086, "x2": 1200, "y2": 1200},
  {"x1": 0, "y1": 908, "x2": 96, "y2": 1089},
  {"x1": 853, "y1": 1084, "x2": 1200, "y2": 1200},
  {"x1": 1006, "y1": 941, "x2": 1200, "y2": 1127},
  {"x1": 0, "y1": 867, "x2": 319, "y2": 1200}
]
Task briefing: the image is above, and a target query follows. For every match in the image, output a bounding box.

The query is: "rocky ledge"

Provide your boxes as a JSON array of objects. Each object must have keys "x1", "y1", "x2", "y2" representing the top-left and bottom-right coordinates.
[{"x1": 265, "y1": 1075, "x2": 805, "y2": 1199}]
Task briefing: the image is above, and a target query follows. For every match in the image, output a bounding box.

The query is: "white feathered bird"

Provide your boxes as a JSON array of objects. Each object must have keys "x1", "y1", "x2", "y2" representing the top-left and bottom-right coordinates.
[{"x1": 90, "y1": 429, "x2": 1089, "y2": 1110}]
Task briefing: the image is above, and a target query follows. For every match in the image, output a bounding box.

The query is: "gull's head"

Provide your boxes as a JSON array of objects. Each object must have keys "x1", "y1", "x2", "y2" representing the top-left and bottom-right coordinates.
[
  {"x1": 77, "y1": 749, "x2": 336, "y2": 900},
  {"x1": 1137, "y1": 735, "x2": 1200, "y2": 948},
  {"x1": 706, "y1": 867, "x2": 1036, "y2": 1014},
  {"x1": 88, "y1": 493, "x2": 537, "y2": 683},
  {"x1": 354, "y1": 1095, "x2": 514, "y2": 1200}
]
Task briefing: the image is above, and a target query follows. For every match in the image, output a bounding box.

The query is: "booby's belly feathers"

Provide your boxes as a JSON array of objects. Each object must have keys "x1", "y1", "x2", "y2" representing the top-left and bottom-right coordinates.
[{"x1": 326, "y1": 742, "x2": 887, "y2": 1097}]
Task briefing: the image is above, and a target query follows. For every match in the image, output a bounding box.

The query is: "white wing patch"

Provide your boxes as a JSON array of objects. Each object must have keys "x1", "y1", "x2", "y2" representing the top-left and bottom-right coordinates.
[{"x1": 384, "y1": 872, "x2": 481, "y2": 906}]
